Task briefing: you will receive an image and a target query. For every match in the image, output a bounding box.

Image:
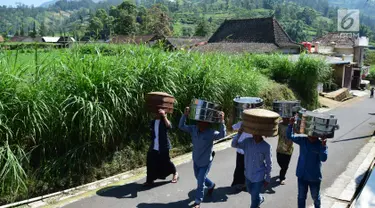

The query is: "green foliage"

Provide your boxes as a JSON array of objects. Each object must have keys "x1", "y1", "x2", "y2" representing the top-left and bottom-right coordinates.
[
  {"x1": 284, "y1": 20, "x2": 308, "y2": 43},
  {"x1": 39, "y1": 21, "x2": 47, "y2": 37},
  {"x1": 194, "y1": 18, "x2": 211, "y2": 37},
  {"x1": 0, "y1": 44, "x2": 332, "y2": 204},
  {"x1": 148, "y1": 4, "x2": 172, "y2": 36},
  {"x1": 360, "y1": 24, "x2": 374, "y2": 40},
  {"x1": 182, "y1": 26, "x2": 194, "y2": 37},
  {"x1": 2, "y1": 0, "x2": 375, "y2": 43},
  {"x1": 289, "y1": 55, "x2": 332, "y2": 109},
  {"x1": 365, "y1": 50, "x2": 375, "y2": 84}
]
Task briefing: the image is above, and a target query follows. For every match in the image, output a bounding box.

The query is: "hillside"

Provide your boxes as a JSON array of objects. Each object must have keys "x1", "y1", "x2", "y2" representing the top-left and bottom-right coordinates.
[
  {"x1": 0, "y1": 0, "x2": 374, "y2": 43},
  {"x1": 329, "y1": 0, "x2": 375, "y2": 16}
]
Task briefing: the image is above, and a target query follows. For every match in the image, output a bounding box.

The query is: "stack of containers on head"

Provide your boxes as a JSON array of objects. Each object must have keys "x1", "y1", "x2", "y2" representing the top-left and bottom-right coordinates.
[
  {"x1": 232, "y1": 96, "x2": 264, "y2": 126},
  {"x1": 145, "y1": 92, "x2": 175, "y2": 114},
  {"x1": 188, "y1": 98, "x2": 222, "y2": 123},
  {"x1": 295, "y1": 109, "x2": 339, "y2": 139},
  {"x1": 272, "y1": 100, "x2": 302, "y2": 120},
  {"x1": 241, "y1": 109, "x2": 280, "y2": 137}
]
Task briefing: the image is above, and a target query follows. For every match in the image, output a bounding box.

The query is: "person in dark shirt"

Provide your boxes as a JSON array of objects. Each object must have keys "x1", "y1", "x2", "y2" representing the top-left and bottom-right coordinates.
[
  {"x1": 370, "y1": 87, "x2": 374, "y2": 98},
  {"x1": 143, "y1": 109, "x2": 179, "y2": 186},
  {"x1": 287, "y1": 117, "x2": 328, "y2": 208}
]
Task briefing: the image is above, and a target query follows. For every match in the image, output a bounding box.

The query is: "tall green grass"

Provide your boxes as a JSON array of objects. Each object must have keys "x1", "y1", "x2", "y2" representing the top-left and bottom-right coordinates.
[{"x1": 0, "y1": 44, "x2": 330, "y2": 204}]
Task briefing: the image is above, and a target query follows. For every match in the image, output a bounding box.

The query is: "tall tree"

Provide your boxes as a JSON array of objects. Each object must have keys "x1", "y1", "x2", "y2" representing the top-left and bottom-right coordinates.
[
  {"x1": 360, "y1": 24, "x2": 373, "y2": 39},
  {"x1": 20, "y1": 23, "x2": 25, "y2": 36},
  {"x1": 285, "y1": 20, "x2": 307, "y2": 42},
  {"x1": 148, "y1": 4, "x2": 172, "y2": 36},
  {"x1": 194, "y1": 18, "x2": 211, "y2": 37},
  {"x1": 110, "y1": 1, "x2": 138, "y2": 35},
  {"x1": 39, "y1": 21, "x2": 47, "y2": 36},
  {"x1": 89, "y1": 16, "x2": 104, "y2": 39}
]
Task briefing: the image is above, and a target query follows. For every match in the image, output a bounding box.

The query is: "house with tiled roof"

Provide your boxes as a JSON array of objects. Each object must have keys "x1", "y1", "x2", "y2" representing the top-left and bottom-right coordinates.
[
  {"x1": 312, "y1": 33, "x2": 370, "y2": 89},
  {"x1": 194, "y1": 17, "x2": 301, "y2": 54},
  {"x1": 312, "y1": 33, "x2": 356, "y2": 56},
  {"x1": 110, "y1": 35, "x2": 156, "y2": 44},
  {"x1": 10, "y1": 36, "x2": 42, "y2": 42},
  {"x1": 148, "y1": 35, "x2": 207, "y2": 51}
]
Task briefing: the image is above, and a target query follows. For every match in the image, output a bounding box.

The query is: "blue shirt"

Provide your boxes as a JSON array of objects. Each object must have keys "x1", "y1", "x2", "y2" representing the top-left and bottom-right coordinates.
[
  {"x1": 231, "y1": 134, "x2": 272, "y2": 183},
  {"x1": 179, "y1": 115, "x2": 226, "y2": 167},
  {"x1": 286, "y1": 124, "x2": 328, "y2": 181}
]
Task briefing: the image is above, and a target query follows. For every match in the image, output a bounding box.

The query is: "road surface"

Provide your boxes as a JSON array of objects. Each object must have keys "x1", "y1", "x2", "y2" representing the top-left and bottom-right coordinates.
[{"x1": 65, "y1": 97, "x2": 375, "y2": 208}]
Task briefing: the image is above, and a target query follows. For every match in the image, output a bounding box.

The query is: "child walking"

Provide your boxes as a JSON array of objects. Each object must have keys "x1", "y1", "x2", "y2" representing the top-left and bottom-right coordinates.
[
  {"x1": 179, "y1": 107, "x2": 226, "y2": 208},
  {"x1": 231, "y1": 126, "x2": 272, "y2": 208}
]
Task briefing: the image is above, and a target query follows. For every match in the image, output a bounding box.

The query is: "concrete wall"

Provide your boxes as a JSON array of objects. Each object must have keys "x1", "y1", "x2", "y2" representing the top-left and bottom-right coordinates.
[
  {"x1": 353, "y1": 47, "x2": 365, "y2": 67},
  {"x1": 280, "y1": 47, "x2": 300, "y2": 54},
  {"x1": 334, "y1": 48, "x2": 354, "y2": 56},
  {"x1": 332, "y1": 64, "x2": 345, "y2": 88},
  {"x1": 316, "y1": 45, "x2": 334, "y2": 54}
]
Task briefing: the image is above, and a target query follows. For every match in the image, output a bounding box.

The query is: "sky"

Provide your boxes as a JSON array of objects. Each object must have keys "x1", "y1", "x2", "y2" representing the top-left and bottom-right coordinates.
[{"x1": 1, "y1": 0, "x2": 47, "y2": 7}]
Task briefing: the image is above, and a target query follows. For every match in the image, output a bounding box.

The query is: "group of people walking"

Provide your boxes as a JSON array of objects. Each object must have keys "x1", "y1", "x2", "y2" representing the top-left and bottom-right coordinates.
[{"x1": 144, "y1": 106, "x2": 328, "y2": 208}]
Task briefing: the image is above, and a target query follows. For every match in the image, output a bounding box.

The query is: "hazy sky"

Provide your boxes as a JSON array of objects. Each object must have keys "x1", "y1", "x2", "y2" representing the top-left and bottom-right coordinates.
[{"x1": 1, "y1": 0, "x2": 47, "y2": 7}]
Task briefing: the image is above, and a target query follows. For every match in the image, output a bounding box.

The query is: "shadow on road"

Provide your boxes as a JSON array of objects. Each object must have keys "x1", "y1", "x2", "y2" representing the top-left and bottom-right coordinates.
[
  {"x1": 202, "y1": 186, "x2": 241, "y2": 203},
  {"x1": 137, "y1": 189, "x2": 195, "y2": 208},
  {"x1": 332, "y1": 135, "x2": 373, "y2": 143},
  {"x1": 261, "y1": 176, "x2": 279, "y2": 194},
  {"x1": 96, "y1": 181, "x2": 170, "y2": 199},
  {"x1": 137, "y1": 198, "x2": 193, "y2": 208},
  {"x1": 136, "y1": 186, "x2": 241, "y2": 207}
]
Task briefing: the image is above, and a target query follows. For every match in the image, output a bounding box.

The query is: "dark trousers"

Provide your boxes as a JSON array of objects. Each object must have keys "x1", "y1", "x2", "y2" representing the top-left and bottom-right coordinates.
[
  {"x1": 146, "y1": 149, "x2": 176, "y2": 183},
  {"x1": 276, "y1": 152, "x2": 292, "y2": 181},
  {"x1": 298, "y1": 178, "x2": 321, "y2": 208},
  {"x1": 231, "y1": 152, "x2": 246, "y2": 186}
]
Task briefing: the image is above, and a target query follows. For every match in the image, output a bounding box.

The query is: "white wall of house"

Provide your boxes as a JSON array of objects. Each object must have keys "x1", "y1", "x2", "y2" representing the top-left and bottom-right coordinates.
[
  {"x1": 334, "y1": 48, "x2": 354, "y2": 56},
  {"x1": 316, "y1": 45, "x2": 334, "y2": 54}
]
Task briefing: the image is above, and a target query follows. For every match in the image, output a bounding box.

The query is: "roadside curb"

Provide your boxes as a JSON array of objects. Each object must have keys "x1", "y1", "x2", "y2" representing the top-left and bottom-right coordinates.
[
  {"x1": 2, "y1": 134, "x2": 235, "y2": 208},
  {"x1": 308, "y1": 136, "x2": 375, "y2": 208}
]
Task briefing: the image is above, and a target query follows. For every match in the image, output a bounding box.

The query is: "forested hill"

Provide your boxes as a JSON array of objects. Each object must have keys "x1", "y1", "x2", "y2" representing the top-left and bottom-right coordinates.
[{"x1": 0, "y1": 0, "x2": 374, "y2": 43}]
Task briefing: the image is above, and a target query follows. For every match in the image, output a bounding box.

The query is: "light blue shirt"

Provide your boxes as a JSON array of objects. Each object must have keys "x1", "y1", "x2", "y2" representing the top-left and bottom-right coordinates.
[
  {"x1": 179, "y1": 115, "x2": 226, "y2": 167},
  {"x1": 232, "y1": 133, "x2": 272, "y2": 183}
]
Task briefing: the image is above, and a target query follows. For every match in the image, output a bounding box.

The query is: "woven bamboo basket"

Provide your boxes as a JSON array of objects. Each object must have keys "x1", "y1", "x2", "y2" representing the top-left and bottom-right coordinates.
[
  {"x1": 242, "y1": 109, "x2": 280, "y2": 137},
  {"x1": 145, "y1": 92, "x2": 175, "y2": 114}
]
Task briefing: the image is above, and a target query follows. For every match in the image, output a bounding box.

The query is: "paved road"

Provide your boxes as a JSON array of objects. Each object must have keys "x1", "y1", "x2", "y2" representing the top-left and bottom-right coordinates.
[{"x1": 65, "y1": 97, "x2": 375, "y2": 208}]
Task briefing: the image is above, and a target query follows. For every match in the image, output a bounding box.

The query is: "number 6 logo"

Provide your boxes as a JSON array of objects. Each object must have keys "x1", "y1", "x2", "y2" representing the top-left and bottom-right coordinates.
[
  {"x1": 341, "y1": 11, "x2": 355, "y2": 30},
  {"x1": 338, "y1": 9, "x2": 359, "y2": 32}
]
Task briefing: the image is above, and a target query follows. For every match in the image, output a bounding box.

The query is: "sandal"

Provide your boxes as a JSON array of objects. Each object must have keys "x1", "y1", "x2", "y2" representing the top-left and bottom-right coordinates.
[
  {"x1": 171, "y1": 173, "x2": 179, "y2": 183},
  {"x1": 192, "y1": 203, "x2": 200, "y2": 208}
]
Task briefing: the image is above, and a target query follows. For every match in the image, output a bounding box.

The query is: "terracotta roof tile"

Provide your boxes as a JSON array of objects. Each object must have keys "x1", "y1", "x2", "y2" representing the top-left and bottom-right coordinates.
[
  {"x1": 208, "y1": 17, "x2": 299, "y2": 48},
  {"x1": 313, "y1": 33, "x2": 355, "y2": 47},
  {"x1": 110, "y1": 35, "x2": 155, "y2": 44},
  {"x1": 191, "y1": 42, "x2": 279, "y2": 53}
]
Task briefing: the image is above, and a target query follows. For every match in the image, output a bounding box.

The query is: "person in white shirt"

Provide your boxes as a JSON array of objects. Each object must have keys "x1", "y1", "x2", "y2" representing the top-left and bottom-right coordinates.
[
  {"x1": 231, "y1": 121, "x2": 252, "y2": 190},
  {"x1": 144, "y1": 109, "x2": 179, "y2": 186}
]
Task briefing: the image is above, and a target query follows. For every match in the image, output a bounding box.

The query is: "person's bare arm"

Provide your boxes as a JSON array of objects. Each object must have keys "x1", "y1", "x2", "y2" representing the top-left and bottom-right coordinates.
[{"x1": 159, "y1": 109, "x2": 171, "y2": 128}]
